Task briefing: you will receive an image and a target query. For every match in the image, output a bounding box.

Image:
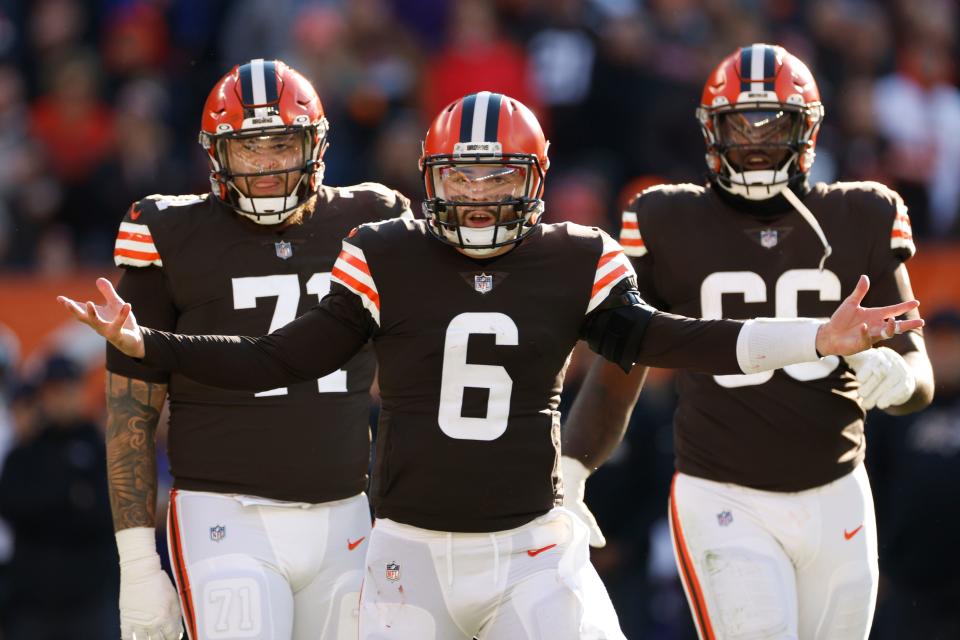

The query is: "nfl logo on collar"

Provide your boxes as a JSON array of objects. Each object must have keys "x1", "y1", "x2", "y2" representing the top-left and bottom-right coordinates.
[
  {"x1": 210, "y1": 525, "x2": 226, "y2": 542},
  {"x1": 760, "y1": 229, "x2": 778, "y2": 249},
  {"x1": 474, "y1": 273, "x2": 493, "y2": 294},
  {"x1": 275, "y1": 240, "x2": 293, "y2": 260}
]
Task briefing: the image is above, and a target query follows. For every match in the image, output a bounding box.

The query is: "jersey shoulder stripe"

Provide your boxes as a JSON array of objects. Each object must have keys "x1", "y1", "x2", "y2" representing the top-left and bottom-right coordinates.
[
  {"x1": 114, "y1": 221, "x2": 162, "y2": 267},
  {"x1": 586, "y1": 233, "x2": 636, "y2": 314},
  {"x1": 112, "y1": 194, "x2": 207, "y2": 268},
  {"x1": 619, "y1": 210, "x2": 647, "y2": 257},
  {"x1": 331, "y1": 241, "x2": 381, "y2": 325},
  {"x1": 891, "y1": 200, "x2": 916, "y2": 258}
]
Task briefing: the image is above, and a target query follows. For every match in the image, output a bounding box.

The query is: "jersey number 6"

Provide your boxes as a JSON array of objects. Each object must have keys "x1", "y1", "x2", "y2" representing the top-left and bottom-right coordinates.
[{"x1": 438, "y1": 312, "x2": 518, "y2": 441}]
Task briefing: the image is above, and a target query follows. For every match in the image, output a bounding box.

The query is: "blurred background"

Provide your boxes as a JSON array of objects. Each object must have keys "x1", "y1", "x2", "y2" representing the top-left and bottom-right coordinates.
[{"x1": 0, "y1": 0, "x2": 958, "y2": 638}]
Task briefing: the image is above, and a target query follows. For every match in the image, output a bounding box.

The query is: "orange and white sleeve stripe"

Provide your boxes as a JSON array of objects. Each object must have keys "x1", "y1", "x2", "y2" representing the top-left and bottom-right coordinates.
[
  {"x1": 619, "y1": 210, "x2": 648, "y2": 258},
  {"x1": 891, "y1": 202, "x2": 916, "y2": 258},
  {"x1": 331, "y1": 240, "x2": 381, "y2": 326},
  {"x1": 113, "y1": 222, "x2": 162, "y2": 267},
  {"x1": 586, "y1": 234, "x2": 637, "y2": 314}
]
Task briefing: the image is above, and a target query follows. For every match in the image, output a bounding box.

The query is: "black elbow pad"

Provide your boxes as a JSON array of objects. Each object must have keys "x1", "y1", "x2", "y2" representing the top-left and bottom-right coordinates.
[{"x1": 581, "y1": 291, "x2": 655, "y2": 373}]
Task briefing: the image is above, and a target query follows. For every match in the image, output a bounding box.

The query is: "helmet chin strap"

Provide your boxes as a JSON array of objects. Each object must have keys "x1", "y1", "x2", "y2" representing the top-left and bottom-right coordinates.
[
  {"x1": 780, "y1": 186, "x2": 832, "y2": 271},
  {"x1": 228, "y1": 173, "x2": 308, "y2": 225},
  {"x1": 235, "y1": 194, "x2": 300, "y2": 225},
  {"x1": 443, "y1": 225, "x2": 519, "y2": 257}
]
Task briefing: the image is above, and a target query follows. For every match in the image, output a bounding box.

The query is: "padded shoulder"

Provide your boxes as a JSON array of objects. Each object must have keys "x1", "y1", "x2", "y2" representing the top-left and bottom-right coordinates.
[{"x1": 113, "y1": 194, "x2": 209, "y2": 268}]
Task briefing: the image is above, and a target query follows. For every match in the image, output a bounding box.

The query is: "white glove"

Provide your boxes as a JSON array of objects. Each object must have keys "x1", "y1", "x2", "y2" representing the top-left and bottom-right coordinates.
[
  {"x1": 561, "y1": 456, "x2": 607, "y2": 548},
  {"x1": 845, "y1": 346, "x2": 916, "y2": 410},
  {"x1": 117, "y1": 527, "x2": 184, "y2": 640}
]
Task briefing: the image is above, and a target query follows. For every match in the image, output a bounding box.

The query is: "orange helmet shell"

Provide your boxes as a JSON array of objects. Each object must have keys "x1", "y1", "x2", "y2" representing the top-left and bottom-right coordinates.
[
  {"x1": 420, "y1": 92, "x2": 549, "y2": 199},
  {"x1": 698, "y1": 44, "x2": 824, "y2": 196},
  {"x1": 198, "y1": 59, "x2": 329, "y2": 220}
]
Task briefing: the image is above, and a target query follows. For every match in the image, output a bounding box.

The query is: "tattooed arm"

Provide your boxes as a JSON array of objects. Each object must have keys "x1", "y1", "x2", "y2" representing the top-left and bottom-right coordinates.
[
  {"x1": 106, "y1": 373, "x2": 183, "y2": 639},
  {"x1": 105, "y1": 373, "x2": 167, "y2": 531}
]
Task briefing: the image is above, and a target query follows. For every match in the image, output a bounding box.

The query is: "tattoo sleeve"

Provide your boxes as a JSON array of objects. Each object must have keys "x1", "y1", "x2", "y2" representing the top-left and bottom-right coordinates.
[{"x1": 105, "y1": 373, "x2": 168, "y2": 532}]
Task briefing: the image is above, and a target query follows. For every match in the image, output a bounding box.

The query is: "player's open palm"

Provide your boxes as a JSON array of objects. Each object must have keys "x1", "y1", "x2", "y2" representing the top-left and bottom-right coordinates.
[
  {"x1": 58, "y1": 277, "x2": 146, "y2": 358},
  {"x1": 816, "y1": 275, "x2": 924, "y2": 356}
]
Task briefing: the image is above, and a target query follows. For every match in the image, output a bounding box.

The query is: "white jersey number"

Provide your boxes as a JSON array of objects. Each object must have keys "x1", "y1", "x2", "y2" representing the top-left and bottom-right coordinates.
[
  {"x1": 231, "y1": 273, "x2": 347, "y2": 397},
  {"x1": 701, "y1": 268, "x2": 841, "y2": 388},
  {"x1": 438, "y1": 312, "x2": 518, "y2": 441}
]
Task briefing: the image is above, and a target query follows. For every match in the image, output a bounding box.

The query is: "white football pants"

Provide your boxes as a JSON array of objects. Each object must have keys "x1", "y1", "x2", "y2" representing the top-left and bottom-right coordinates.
[
  {"x1": 359, "y1": 507, "x2": 625, "y2": 639},
  {"x1": 166, "y1": 489, "x2": 372, "y2": 640},
  {"x1": 669, "y1": 465, "x2": 879, "y2": 640}
]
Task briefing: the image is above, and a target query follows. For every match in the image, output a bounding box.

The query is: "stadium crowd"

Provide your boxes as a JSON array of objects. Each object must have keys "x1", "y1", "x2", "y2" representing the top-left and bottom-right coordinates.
[{"x1": 0, "y1": 0, "x2": 959, "y2": 638}]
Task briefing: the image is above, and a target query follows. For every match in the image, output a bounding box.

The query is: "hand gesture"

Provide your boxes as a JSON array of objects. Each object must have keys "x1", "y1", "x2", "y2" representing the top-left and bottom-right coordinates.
[
  {"x1": 58, "y1": 277, "x2": 145, "y2": 358},
  {"x1": 815, "y1": 275, "x2": 923, "y2": 357}
]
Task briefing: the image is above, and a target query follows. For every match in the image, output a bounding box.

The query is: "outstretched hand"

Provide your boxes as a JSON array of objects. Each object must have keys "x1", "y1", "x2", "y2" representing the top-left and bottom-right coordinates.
[
  {"x1": 816, "y1": 275, "x2": 923, "y2": 357},
  {"x1": 58, "y1": 278, "x2": 146, "y2": 358}
]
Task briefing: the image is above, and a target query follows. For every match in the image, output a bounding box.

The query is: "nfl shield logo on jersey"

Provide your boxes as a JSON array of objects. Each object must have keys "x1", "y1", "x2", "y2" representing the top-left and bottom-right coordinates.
[
  {"x1": 275, "y1": 240, "x2": 293, "y2": 260},
  {"x1": 474, "y1": 273, "x2": 494, "y2": 294},
  {"x1": 210, "y1": 524, "x2": 226, "y2": 542},
  {"x1": 760, "y1": 229, "x2": 779, "y2": 249},
  {"x1": 716, "y1": 511, "x2": 733, "y2": 527},
  {"x1": 385, "y1": 561, "x2": 401, "y2": 581}
]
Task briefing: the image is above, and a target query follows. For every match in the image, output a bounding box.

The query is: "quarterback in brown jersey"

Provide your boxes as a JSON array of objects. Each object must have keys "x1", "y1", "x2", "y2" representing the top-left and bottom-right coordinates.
[
  {"x1": 63, "y1": 92, "x2": 920, "y2": 640},
  {"x1": 562, "y1": 45, "x2": 934, "y2": 640},
  {"x1": 103, "y1": 60, "x2": 411, "y2": 640}
]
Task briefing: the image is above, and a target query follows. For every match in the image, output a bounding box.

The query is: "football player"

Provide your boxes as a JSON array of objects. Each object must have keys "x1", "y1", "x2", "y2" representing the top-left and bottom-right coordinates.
[
  {"x1": 103, "y1": 60, "x2": 411, "y2": 640},
  {"x1": 62, "y1": 92, "x2": 921, "y2": 640},
  {"x1": 560, "y1": 45, "x2": 934, "y2": 640}
]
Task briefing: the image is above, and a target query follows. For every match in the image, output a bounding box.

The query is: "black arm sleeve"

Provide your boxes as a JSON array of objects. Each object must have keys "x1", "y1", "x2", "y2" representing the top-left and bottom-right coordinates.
[
  {"x1": 634, "y1": 311, "x2": 743, "y2": 374},
  {"x1": 138, "y1": 288, "x2": 372, "y2": 391},
  {"x1": 582, "y1": 279, "x2": 744, "y2": 374},
  {"x1": 106, "y1": 268, "x2": 178, "y2": 382}
]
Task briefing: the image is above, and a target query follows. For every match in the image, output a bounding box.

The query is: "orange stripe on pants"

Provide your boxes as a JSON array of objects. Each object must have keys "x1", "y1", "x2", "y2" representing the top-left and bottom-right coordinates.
[
  {"x1": 168, "y1": 489, "x2": 199, "y2": 639},
  {"x1": 669, "y1": 474, "x2": 717, "y2": 640}
]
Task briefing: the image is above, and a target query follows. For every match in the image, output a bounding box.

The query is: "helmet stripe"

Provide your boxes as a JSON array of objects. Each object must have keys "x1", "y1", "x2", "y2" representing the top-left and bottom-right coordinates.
[
  {"x1": 250, "y1": 58, "x2": 268, "y2": 104},
  {"x1": 262, "y1": 60, "x2": 278, "y2": 102},
  {"x1": 239, "y1": 61, "x2": 254, "y2": 105},
  {"x1": 739, "y1": 47, "x2": 751, "y2": 93},
  {"x1": 238, "y1": 59, "x2": 279, "y2": 107},
  {"x1": 762, "y1": 45, "x2": 775, "y2": 91},
  {"x1": 458, "y1": 93, "x2": 478, "y2": 142},
  {"x1": 469, "y1": 91, "x2": 492, "y2": 141},
  {"x1": 484, "y1": 93, "x2": 502, "y2": 142},
  {"x1": 749, "y1": 43, "x2": 765, "y2": 92}
]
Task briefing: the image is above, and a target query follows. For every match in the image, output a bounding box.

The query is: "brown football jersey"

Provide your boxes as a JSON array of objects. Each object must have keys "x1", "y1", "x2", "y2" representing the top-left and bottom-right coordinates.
[
  {"x1": 337, "y1": 219, "x2": 636, "y2": 531},
  {"x1": 619, "y1": 181, "x2": 918, "y2": 491},
  {"x1": 105, "y1": 184, "x2": 412, "y2": 503}
]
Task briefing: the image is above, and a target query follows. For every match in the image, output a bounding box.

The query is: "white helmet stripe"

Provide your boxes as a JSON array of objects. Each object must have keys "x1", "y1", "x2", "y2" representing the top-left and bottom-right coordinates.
[
  {"x1": 471, "y1": 91, "x2": 492, "y2": 142},
  {"x1": 250, "y1": 58, "x2": 268, "y2": 105},
  {"x1": 750, "y1": 43, "x2": 766, "y2": 92}
]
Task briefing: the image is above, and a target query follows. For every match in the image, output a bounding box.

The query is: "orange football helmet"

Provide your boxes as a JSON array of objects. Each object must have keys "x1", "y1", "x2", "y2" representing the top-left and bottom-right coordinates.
[
  {"x1": 420, "y1": 92, "x2": 550, "y2": 256},
  {"x1": 698, "y1": 44, "x2": 824, "y2": 200},
  {"x1": 199, "y1": 59, "x2": 329, "y2": 224}
]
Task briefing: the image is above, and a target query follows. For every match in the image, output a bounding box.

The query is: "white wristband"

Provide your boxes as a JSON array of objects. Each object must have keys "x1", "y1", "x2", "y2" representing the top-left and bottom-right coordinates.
[
  {"x1": 737, "y1": 318, "x2": 824, "y2": 374},
  {"x1": 116, "y1": 526, "x2": 161, "y2": 569}
]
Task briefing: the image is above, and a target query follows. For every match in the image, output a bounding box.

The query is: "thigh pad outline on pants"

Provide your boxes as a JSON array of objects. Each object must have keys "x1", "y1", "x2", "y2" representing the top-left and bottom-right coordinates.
[
  {"x1": 189, "y1": 553, "x2": 289, "y2": 640},
  {"x1": 809, "y1": 566, "x2": 875, "y2": 640},
  {"x1": 702, "y1": 546, "x2": 791, "y2": 640}
]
